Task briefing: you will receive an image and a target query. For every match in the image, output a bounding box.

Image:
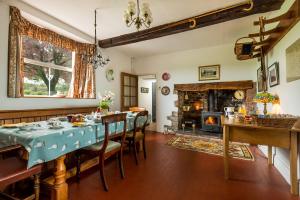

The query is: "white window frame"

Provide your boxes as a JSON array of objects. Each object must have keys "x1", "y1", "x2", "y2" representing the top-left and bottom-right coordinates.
[
  {"x1": 24, "y1": 58, "x2": 73, "y2": 72},
  {"x1": 23, "y1": 57, "x2": 74, "y2": 97}
]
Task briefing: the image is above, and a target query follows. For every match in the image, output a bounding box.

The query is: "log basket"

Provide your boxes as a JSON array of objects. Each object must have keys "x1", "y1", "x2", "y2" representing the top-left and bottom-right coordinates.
[{"x1": 255, "y1": 117, "x2": 299, "y2": 129}]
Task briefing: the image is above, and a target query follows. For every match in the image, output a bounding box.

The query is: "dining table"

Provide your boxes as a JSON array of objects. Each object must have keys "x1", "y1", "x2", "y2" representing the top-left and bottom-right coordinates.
[{"x1": 0, "y1": 112, "x2": 149, "y2": 200}]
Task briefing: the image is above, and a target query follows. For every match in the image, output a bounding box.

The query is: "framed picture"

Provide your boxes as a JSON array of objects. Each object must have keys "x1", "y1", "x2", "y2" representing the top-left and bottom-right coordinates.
[
  {"x1": 268, "y1": 62, "x2": 280, "y2": 87},
  {"x1": 257, "y1": 67, "x2": 264, "y2": 92},
  {"x1": 286, "y1": 38, "x2": 300, "y2": 82},
  {"x1": 198, "y1": 65, "x2": 220, "y2": 81},
  {"x1": 141, "y1": 87, "x2": 149, "y2": 93}
]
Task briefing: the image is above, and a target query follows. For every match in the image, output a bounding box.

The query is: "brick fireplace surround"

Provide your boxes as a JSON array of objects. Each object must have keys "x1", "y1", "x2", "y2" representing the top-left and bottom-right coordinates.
[{"x1": 165, "y1": 80, "x2": 256, "y2": 133}]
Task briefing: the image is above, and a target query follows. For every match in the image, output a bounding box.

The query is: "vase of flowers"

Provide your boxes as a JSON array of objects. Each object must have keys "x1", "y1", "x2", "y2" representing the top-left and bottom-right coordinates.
[{"x1": 98, "y1": 91, "x2": 115, "y2": 115}]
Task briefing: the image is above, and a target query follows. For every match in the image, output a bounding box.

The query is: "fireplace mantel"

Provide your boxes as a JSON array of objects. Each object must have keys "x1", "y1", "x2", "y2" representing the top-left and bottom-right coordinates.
[{"x1": 174, "y1": 80, "x2": 253, "y2": 92}]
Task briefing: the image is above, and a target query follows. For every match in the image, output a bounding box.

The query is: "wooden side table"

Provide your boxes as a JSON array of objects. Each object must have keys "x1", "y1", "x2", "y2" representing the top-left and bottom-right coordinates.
[{"x1": 223, "y1": 119, "x2": 299, "y2": 195}]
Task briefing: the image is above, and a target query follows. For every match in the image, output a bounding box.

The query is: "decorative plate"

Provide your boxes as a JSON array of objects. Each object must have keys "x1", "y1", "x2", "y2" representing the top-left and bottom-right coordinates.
[
  {"x1": 161, "y1": 86, "x2": 170, "y2": 96},
  {"x1": 106, "y1": 69, "x2": 114, "y2": 81},
  {"x1": 162, "y1": 72, "x2": 170, "y2": 81}
]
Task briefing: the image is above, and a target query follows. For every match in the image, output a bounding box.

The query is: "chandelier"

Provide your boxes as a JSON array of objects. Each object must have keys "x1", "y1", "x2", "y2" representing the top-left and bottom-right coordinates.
[
  {"x1": 123, "y1": 0, "x2": 153, "y2": 30},
  {"x1": 88, "y1": 9, "x2": 109, "y2": 69}
]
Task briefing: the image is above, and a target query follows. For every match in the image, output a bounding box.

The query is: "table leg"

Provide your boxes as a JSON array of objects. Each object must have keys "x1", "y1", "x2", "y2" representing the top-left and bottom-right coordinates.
[
  {"x1": 51, "y1": 155, "x2": 68, "y2": 200},
  {"x1": 268, "y1": 146, "x2": 273, "y2": 165},
  {"x1": 223, "y1": 125, "x2": 229, "y2": 179},
  {"x1": 290, "y1": 132, "x2": 298, "y2": 195}
]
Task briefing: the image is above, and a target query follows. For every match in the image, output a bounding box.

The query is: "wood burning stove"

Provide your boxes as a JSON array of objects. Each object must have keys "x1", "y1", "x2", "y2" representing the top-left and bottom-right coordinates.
[{"x1": 201, "y1": 112, "x2": 222, "y2": 133}]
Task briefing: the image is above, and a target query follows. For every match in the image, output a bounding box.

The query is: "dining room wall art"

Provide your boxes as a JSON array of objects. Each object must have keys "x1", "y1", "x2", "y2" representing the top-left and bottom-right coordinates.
[
  {"x1": 268, "y1": 62, "x2": 280, "y2": 87},
  {"x1": 162, "y1": 72, "x2": 171, "y2": 81},
  {"x1": 141, "y1": 87, "x2": 149, "y2": 93},
  {"x1": 161, "y1": 86, "x2": 170, "y2": 96},
  {"x1": 198, "y1": 65, "x2": 220, "y2": 81},
  {"x1": 286, "y1": 38, "x2": 300, "y2": 83},
  {"x1": 105, "y1": 69, "x2": 114, "y2": 81},
  {"x1": 257, "y1": 67, "x2": 264, "y2": 92}
]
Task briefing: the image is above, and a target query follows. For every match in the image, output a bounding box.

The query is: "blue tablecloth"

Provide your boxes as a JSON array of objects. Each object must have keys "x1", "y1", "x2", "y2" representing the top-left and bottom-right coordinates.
[{"x1": 0, "y1": 114, "x2": 148, "y2": 168}]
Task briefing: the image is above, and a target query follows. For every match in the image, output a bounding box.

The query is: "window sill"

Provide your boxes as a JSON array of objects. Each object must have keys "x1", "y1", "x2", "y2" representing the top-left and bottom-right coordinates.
[{"x1": 22, "y1": 95, "x2": 96, "y2": 99}]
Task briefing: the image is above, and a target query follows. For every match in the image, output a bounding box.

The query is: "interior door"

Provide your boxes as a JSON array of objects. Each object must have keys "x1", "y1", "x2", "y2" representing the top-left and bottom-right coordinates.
[{"x1": 121, "y1": 72, "x2": 138, "y2": 111}]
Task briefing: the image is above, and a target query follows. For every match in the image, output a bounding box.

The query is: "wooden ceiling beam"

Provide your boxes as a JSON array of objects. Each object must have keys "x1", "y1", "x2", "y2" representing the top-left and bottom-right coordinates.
[{"x1": 99, "y1": 0, "x2": 284, "y2": 48}]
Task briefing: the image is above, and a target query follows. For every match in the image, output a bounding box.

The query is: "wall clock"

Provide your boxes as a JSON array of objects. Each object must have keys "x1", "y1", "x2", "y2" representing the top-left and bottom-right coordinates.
[
  {"x1": 161, "y1": 86, "x2": 170, "y2": 96},
  {"x1": 234, "y1": 90, "x2": 245, "y2": 100}
]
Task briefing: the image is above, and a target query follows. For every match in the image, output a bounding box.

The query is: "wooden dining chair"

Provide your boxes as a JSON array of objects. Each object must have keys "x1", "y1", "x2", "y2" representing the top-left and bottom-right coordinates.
[
  {"x1": 76, "y1": 113, "x2": 127, "y2": 191},
  {"x1": 0, "y1": 145, "x2": 22, "y2": 160},
  {"x1": 126, "y1": 111, "x2": 149, "y2": 165},
  {"x1": 0, "y1": 146, "x2": 42, "y2": 200}
]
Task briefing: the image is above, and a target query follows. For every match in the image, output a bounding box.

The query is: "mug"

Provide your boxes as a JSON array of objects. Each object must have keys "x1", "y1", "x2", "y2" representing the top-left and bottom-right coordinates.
[{"x1": 224, "y1": 107, "x2": 235, "y2": 117}]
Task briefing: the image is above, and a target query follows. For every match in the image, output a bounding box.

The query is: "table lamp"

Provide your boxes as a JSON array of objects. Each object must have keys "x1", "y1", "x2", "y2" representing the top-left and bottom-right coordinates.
[{"x1": 253, "y1": 92, "x2": 277, "y2": 115}]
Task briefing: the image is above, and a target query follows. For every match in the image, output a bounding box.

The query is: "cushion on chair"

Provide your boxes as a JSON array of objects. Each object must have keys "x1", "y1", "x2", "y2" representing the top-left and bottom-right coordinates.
[
  {"x1": 0, "y1": 157, "x2": 42, "y2": 188},
  {"x1": 84, "y1": 140, "x2": 121, "y2": 153},
  {"x1": 126, "y1": 131, "x2": 144, "y2": 141}
]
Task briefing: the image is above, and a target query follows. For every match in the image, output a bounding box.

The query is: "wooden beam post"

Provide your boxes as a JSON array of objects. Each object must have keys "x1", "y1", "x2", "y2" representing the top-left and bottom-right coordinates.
[{"x1": 99, "y1": 0, "x2": 284, "y2": 48}]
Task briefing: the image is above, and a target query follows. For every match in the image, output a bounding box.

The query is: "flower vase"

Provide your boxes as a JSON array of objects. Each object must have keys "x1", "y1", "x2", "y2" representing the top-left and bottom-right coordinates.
[{"x1": 101, "y1": 108, "x2": 109, "y2": 115}]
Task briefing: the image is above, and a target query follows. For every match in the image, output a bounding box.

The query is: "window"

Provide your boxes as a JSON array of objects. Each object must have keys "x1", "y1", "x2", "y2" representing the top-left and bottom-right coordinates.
[{"x1": 22, "y1": 36, "x2": 74, "y2": 97}]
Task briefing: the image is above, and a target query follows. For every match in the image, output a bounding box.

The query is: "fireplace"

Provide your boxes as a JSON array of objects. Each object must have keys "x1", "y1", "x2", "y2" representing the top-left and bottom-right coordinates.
[
  {"x1": 170, "y1": 81, "x2": 256, "y2": 134},
  {"x1": 201, "y1": 112, "x2": 222, "y2": 133}
]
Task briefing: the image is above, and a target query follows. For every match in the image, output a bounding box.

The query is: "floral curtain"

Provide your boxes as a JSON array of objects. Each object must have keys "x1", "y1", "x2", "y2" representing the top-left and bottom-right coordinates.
[{"x1": 8, "y1": 6, "x2": 96, "y2": 98}]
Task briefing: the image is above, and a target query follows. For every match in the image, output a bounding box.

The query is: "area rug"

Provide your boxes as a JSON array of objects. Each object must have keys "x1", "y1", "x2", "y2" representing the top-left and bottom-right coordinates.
[{"x1": 166, "y1": 134, "x2": 254, "y2": 161}]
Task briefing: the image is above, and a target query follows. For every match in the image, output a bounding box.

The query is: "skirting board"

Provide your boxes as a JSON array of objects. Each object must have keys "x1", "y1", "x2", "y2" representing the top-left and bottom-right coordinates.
[{"x1": 258, "y1": 145, "x2": 292, "y2": 186}]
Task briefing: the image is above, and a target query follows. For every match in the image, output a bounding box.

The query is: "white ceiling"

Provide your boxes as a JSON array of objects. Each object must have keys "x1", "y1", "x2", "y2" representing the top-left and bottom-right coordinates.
[{"x1": 20, "y1": 0, "x2": 272, "y2": 57}]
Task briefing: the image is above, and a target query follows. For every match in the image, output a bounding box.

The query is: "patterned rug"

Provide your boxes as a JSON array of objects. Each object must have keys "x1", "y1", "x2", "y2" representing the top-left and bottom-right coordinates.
[{"x1": 167, "y1": 134, "x2": 254, "y2": 161}]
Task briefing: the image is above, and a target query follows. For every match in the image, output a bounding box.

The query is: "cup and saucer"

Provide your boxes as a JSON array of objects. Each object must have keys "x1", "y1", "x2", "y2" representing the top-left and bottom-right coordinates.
[{"x1": 48, "y1": 121, "x2": 64, "y2": 129}]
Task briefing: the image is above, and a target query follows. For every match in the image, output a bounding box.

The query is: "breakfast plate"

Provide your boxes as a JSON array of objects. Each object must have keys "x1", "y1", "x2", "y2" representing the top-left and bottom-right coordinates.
[{"x1": 2, "y1": 123, "x2": 26, "y2": 128}]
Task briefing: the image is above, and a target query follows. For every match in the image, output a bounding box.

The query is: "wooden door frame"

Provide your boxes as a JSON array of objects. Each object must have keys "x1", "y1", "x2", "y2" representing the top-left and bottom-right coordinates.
[{"x1": 120, "y1": 72, "x2": 138, "y2": 111}]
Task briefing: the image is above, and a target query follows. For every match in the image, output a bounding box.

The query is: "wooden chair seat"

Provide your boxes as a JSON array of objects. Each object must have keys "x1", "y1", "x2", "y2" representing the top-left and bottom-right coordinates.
[
  {"x1": 83, "y1": 141, "x2": 121, "y2": 153},
  {"x1": 0, "y1": 157, "x2": 41, "y2": 188}
]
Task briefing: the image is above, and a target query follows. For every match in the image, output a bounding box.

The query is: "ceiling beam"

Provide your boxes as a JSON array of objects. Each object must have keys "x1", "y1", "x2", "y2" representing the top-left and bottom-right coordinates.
[{"x1": 99, "y1": 0, "x2": 284, "y2": 48}]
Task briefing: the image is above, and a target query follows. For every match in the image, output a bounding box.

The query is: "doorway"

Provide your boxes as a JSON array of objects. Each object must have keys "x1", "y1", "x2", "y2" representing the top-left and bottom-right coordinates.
[{"x1": 138, "y1": 75, "x2": 157, "y2": 131}]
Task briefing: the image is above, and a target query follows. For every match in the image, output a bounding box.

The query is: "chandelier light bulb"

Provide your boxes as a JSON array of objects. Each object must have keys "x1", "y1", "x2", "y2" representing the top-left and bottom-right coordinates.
[
  {"x1": 124, "y1": 0, "x2": 153, "y2": 30},
  {"x1": 123, "y1": 11, "x2": 130, "y2": 23}
]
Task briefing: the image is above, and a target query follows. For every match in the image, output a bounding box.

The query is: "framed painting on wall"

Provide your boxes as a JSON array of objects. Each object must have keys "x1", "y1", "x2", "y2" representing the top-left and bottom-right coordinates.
[
  {"x1": 257, "y1": 67, "x2": 264, "y2": 92},
  {"x1": 268, "y1": 62, "x2": 280, "y2": 87},
  {"x1": 141, "y1": 87, "x2": 149, "y2": 93},
  {"x1": 286, "y1": 38, "x2": 300, "y2": 82},
  {"x1": 198, "y1": 65, "x2": 220, "y2": 81}
]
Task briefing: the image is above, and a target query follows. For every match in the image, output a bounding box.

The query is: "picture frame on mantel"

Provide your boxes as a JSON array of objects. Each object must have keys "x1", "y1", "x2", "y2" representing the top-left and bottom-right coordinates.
[
  {"x1": 268, "y1": 62, "x2": 280, "y2": 87},
  {"x1": 198, "y1": 65, "x2": 220, "y2": 81}
]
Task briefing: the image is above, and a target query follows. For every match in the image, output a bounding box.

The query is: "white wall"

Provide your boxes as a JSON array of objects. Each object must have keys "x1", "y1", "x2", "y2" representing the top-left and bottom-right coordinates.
[
  {"x1": 133, "y1": 44, "x2": 257, "y2": 132},
  {"x1": 138, "y1": 77, "x2": 155, "y2": 117},
  {"x1": 258, "y1": 0, "x2": 300, "y2": 186},
  {"x1": 0, "y1": 1, "x2": 132, "y2": 111}
]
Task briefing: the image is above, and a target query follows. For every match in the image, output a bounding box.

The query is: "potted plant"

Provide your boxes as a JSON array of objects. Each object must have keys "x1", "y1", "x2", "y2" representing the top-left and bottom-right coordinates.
[{"x1": 98, "y1": 91, "x2": 115, "y2": 115}]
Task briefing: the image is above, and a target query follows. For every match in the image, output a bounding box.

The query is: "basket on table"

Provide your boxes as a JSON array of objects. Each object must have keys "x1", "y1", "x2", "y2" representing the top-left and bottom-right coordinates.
[{"x1": 256, "y1": 117, "x2": 299, "y2": 129}]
